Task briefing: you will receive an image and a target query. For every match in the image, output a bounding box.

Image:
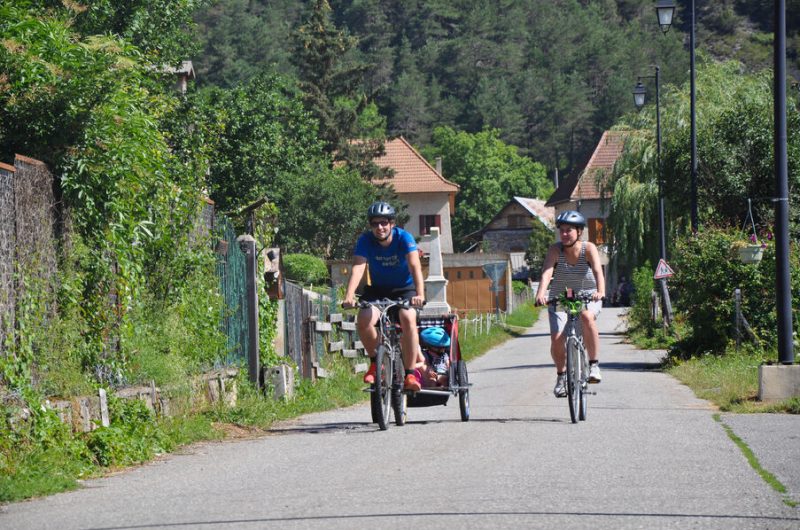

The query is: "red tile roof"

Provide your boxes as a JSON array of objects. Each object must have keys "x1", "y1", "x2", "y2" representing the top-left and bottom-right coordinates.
[
  {"x1": 546, "y1": 130, "x2": 626, "y2": 206},
  {"x1": 374, "y1": 137, "x2": 459, "y2": 194}
]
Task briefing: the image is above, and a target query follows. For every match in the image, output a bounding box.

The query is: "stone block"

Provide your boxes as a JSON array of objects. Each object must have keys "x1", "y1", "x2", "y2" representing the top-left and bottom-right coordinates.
[{"x1": 758, "y1": 364, "x2": 800, "y2": 401}]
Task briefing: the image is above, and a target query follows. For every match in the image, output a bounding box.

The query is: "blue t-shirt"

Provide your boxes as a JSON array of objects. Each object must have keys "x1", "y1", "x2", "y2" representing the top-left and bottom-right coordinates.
[{"x1": 354, "y1": 227, "x2": 417, "y2": 288}]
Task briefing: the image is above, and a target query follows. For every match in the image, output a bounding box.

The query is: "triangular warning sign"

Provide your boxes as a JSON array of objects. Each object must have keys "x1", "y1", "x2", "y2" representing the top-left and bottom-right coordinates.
[{"x1": 654, "y1": 258, "x2": 675, "y2": 279}]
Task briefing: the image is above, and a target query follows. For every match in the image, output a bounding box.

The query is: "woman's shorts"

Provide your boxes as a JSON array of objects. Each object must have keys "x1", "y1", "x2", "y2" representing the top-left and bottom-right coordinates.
[{"x1": 548, "y1": 300, "x2": 602, "y2": 335}]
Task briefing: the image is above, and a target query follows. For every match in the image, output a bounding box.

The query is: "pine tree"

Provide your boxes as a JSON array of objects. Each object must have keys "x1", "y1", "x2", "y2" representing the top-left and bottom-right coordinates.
[{"x1": 291, "y1": 0, "x2": 388, "y2": 180}]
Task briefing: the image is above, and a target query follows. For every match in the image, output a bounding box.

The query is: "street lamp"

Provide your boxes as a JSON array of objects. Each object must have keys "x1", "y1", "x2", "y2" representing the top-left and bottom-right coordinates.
[
  {"x1": 633, "y1": 67, "x2": 672, "y2": 325},
  {"x1": 632, "y1": 67, "x2": 666, "y2": 262},
  {"x1": 655, "y1": 0, "x2": 698, "y2": 232}
]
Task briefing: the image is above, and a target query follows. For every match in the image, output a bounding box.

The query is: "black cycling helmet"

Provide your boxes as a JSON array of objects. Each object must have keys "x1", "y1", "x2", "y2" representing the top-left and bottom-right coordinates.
[
  {"x1": 555, "y1": 210, "x2": 586, "y2": 228},
  {"x1": 367, "y1": 201, "x2": 396, "y2": 220}
]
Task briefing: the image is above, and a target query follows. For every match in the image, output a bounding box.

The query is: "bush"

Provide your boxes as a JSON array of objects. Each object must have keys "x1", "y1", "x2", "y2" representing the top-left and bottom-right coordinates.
[
  {"x1": 283, "y1": 254, "x2": 329, "y2": 285},
  {"x1": 669, "y1": 226, "x2": 800, "y2": 356}
]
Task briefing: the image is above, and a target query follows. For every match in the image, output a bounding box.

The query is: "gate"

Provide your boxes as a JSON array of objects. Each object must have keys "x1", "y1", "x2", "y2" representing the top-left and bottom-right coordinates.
[{"x1": 216, "y1": 217, "x2": 249, "y2": 365}]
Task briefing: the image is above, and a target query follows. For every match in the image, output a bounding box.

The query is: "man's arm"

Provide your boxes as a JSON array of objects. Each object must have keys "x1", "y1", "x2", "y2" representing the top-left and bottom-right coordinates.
[
  {"x1": 343, "y1": 256, "x2": 367, "y2": 307},
  {"x1": 407, "y1": 250, "x2": 425, "y2": 307}
]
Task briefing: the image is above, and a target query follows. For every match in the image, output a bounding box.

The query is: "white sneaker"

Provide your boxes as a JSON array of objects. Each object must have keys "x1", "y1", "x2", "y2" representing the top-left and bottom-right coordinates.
[
  {"x1": 553, "y1": 374, "x2": 567, "y2": 397},
  {"x1": 588, "y1": 363, "x2": 602, "y2": 383}
]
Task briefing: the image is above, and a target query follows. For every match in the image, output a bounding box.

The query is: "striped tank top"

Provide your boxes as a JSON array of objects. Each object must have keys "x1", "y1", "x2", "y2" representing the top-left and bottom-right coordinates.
[{"x1": 547, "y1": 242, "x2": 597, "y2": 298}]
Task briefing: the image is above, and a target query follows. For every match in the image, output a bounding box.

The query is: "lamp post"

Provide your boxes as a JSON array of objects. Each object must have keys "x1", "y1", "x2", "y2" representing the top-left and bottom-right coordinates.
[
  {"x1": 773, "y1": 0, "x2": 793, "y2": 364},
  {"x1": 656, "y1": 0, "x2": 698, "y2": 232},
  {"x1": 632, "y1": 67, "x2": 666, "y2": 262},
  {"x1": 633, "y1": 67, "x2": 672, "y2": 325}
]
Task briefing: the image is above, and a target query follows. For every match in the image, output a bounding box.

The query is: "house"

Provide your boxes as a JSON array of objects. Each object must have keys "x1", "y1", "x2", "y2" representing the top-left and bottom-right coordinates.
[
  {"x1": 463, "y1": 196, "x2": 555, "y2": 279},
  {"x1": 545, "y1": 130, "x2": 627, "y2": 288},
  {"x1": 373, "y1": 137, "x2": 460, "y2": 253}
]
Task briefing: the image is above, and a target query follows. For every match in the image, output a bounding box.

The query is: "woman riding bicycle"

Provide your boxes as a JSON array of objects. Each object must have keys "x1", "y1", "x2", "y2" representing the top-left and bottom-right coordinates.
[
  {"x1": 534, "y1": 210, "x2": 606, "y2": 397},
  {"x1": 342, "y1": 201, "x2": 426, "y2": 392}
]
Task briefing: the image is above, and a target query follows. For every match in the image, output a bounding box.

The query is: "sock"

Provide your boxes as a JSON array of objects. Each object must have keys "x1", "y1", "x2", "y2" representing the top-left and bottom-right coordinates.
[
  {"x1": 589, "y1": 360, "x2": 598, "y2": 365},
  {"x1": 405, "y1": 369, "x2": 414, "y2": 376}
]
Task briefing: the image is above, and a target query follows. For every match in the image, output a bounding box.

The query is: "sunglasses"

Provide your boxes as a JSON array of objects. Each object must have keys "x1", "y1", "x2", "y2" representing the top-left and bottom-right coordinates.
[{"x1": 370, "y1": 220, "x2": 391, "y2": 228}]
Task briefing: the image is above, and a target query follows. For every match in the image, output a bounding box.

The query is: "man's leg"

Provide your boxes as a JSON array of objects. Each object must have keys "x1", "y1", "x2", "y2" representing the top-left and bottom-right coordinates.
[
  {"x1": 357, "y1": 307, "x2": 379, "y2": 383},
  {"x1": 398, "y1": 307, "x2": 422, "y2": 391}
]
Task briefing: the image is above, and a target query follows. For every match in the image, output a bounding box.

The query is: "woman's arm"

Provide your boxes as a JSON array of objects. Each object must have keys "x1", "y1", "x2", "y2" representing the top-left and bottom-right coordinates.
[
  {"x1": 535, "y1": 243, "x2": 560, "y2": 305},
  {"x1": 585, "y1": 242, "x2": 606, "y2": 301}
]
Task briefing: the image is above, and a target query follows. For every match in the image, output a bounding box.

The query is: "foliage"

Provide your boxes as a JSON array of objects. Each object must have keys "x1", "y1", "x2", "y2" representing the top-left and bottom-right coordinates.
[
  {"x1": 525, "y1": 220, "x2": 554, "y2": 280},
  {"x1": 423, "y1": 127, "x2": 553, "y2": 249},
  {"x1": 195, "y1": 0, "x2": 692, "y2": 175},
  {"x1": 283, "y1": 254, "x2": 330, "y2": 285},
  {"x1": 290, "y1": 0, "x2": 388, "y2": 180},
  {"x1": 668, "y1": 226, "x2": 800, "y2": 357},
  {"x1": 190, "y1": 74, "x2": 376, "y2": 259},
  {"x1": 608, "y1": 60, "x2": 800, "y2": 269}
]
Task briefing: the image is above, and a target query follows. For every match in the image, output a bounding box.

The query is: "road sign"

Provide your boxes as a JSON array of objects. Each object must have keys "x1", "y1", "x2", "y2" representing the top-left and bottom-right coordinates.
[
  {"x1": 482, "y1": 262, "x2": 507, "y2": 285},
  {"x1": 653, "y1": 258, "x2": 675, "y2": 279}
]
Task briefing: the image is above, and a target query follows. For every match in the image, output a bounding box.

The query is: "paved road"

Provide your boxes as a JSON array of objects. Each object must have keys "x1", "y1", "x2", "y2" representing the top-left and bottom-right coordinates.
[{"x1": 2, "y1": 308, "x2": 799, "y2": 529}]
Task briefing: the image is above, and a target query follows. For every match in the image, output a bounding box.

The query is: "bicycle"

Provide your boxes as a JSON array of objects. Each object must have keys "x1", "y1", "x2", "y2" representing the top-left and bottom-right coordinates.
[
  {"x1": 351, "y1": 298, "x2": 416, "y2": 430},
  {"x1": 549, "y1": 290, "x2": 595, "y2": 423}
]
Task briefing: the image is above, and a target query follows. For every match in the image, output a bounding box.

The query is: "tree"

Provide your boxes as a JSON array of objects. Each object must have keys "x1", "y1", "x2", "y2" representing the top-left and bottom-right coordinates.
[
  {"x1": 606, "y1": 60, "x2": 800, "y2": 270},
  {"x1": 192, "y1": 73, "x2": 377, "y2": 259},
  {"x1": 423, "y1": 127, "x2": 553, "y2": 250},
  {"x1": 525, "y1": 220, "x2": 555, "y2": 280},
  {"x1": 291, "y1": 0, "x2": 387, "y2": 180}
]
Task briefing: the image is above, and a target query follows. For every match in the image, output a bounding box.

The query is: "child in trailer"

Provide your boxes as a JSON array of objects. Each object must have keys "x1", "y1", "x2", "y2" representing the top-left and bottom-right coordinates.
[{"x1": 414, "y1": 326, "x2": 451, "y2": 388}]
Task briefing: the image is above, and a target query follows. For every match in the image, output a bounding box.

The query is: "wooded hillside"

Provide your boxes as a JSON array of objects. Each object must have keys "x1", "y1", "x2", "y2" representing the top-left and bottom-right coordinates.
[{"x1": 194, "y1": 0, "x2": 800, "y2": 176}]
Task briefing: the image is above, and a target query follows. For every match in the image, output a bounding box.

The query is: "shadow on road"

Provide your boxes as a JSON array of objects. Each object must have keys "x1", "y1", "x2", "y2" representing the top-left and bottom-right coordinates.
[{"x1": 89, "y1": 509, "x2": 800, "y2": 529}]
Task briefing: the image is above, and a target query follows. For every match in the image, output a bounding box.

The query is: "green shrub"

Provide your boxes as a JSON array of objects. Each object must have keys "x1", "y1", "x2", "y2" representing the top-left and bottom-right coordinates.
[
  {"x1": 283, "y1": 254, "x2": 329, "y2": 285},
  {"x1": 670, "y1": 226, "x2": 800, "y2": 356}
]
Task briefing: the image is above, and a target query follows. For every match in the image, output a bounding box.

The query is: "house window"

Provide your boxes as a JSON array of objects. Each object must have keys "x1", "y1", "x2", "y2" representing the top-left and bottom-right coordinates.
[
  {"x1": 507, "y1": 214, "x2": 526, "y2": 228},
  {"x1": 588, "y1": 218, "x2": 606, "y2": 245},
  {"x1": 469, "y1": 270, "x2": 474, "y2": 279},
  {"x1": 419, "y1": 214, "x2": 441, "y2": 235}
]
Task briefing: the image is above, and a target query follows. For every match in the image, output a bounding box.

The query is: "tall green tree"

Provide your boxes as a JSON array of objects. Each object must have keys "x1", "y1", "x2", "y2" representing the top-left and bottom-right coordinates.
[
  {"x1": 423, "y1": 127, "x2": 553, "y2": 250},
  {"x1": 291, "y1": 0, "x2": 387, "y2": 180}
]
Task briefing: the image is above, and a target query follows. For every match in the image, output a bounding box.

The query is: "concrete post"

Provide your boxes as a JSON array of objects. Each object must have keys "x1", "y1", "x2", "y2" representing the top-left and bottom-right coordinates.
[{"x1": 420, "y1": 227, "x2": 450, "y2": 316}]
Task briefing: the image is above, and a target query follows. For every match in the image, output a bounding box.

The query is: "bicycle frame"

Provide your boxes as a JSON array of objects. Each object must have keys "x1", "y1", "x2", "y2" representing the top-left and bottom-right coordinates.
[
  {"x1": 550, "y1": 293, "x2": 592, "y2": 423},
  {"x1": 358, "y1": 298, "x2": 412, "y2": 430}
]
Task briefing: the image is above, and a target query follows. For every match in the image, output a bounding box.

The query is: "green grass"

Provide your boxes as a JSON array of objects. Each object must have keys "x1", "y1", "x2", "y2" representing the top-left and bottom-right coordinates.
[
  {"x1": 713, "y1": 414, "x2": 797, "y2": 507},
  {"x1": 1, "y1": 302, "x2": 541, "y2": 503},
  {"x1": 665, "y1": 346, "x2": 800, "y2": 413}
]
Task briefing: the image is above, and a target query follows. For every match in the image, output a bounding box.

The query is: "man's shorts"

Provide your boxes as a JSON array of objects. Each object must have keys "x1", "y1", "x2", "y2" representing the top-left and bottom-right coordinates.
[
  {"x1": 548, "y1": 300, "x2": 602, "y2": 335},
  {"x1": 361, "y1": 284, "x2": 416, "y2": 302}
]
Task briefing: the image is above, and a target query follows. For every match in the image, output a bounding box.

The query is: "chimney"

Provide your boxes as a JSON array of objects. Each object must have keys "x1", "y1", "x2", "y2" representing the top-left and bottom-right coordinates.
[
  {"x1": 435, "y1": 157, "x2": 443, "y2": 175},
  {"x1": 553, "y1": 167, "x2": 559, "y2": 189}
]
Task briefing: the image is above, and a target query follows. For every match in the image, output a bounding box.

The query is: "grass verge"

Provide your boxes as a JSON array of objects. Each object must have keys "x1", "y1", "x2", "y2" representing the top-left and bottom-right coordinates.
[
  {"x1": 665, "y1": 346, "x2": 800, "y2": 413},
  {"x1": 2, "y1": 301, "x2": 542, "y2": 503}
]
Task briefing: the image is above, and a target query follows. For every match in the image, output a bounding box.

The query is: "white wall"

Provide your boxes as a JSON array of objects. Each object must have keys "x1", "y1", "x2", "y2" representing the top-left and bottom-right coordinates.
[{"x1": 399, "y1": 192, "x2": 454, "y2": 253}]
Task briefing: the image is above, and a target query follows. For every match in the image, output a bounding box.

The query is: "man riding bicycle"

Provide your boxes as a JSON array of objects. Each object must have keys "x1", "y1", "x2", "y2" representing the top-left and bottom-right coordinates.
[
  {"x1": 534, "y1": 210, "x2": 606, "y2": 397},
  {"x1": 342, "y1": 201, "x2": 426, "y2": 392}
]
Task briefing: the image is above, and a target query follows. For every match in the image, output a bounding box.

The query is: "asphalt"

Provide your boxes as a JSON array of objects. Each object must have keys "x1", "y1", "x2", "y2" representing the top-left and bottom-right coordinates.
[
  {"x1": 1, "y1": 306, "x2": 799, "y2": 529},
  {"x1": 594, "y1": 306, "x2": 800, "y2": 506}
]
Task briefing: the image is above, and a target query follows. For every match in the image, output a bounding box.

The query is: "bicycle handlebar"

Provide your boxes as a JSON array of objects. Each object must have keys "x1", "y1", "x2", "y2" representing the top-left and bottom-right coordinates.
[{"x1": 341, "y1": 297, "x2": 425, "y2": 310}]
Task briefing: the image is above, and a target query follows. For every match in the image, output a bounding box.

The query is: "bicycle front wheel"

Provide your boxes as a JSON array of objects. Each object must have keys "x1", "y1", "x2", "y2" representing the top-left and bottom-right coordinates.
[
  {"x1": 371, "y1": 344, "x2": 392, "y2": 430},
  {"x1": 566, "y1": 337, "x2": 580, "y2": 424},
  {"x1": 579, "y1": 341, "x2": 588, "y2": 421}
]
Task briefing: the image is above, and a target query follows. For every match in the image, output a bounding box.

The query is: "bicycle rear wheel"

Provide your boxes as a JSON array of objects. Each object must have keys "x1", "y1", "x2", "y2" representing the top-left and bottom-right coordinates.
[
  {"x1": 391, "y1": 351, "x2": 407, "y2": 426},
  {"x1": 566, "y1": 337, "x2": 580, "y2": 424},
  {"x1": 457, "y1": 359, "x2": 470, "y2": 422},
  {"x1": 579, "y1": 342, "x2": 588, "y2": 421},
  {"x1": 371, "y1": 344, "x2": 392, "y2": 430}
]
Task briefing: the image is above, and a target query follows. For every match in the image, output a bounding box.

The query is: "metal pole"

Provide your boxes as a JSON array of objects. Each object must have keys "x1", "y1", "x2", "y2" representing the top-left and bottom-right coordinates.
[
  {"x1": 239, "y1": 235, "x2": 261, "y2": 386},
  {"x1": 774, "y1": 0, "x2": 794, "y2": 364},
  {"x1": 653, "y1": 66, "x2": 673, "y2": 325},
  {"x1": 690, "y1": 0, "x2": 698, "y2": 232}
]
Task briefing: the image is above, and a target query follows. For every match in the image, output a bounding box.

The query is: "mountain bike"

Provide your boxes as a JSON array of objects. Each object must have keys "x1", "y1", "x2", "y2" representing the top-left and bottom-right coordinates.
[
  {"x1": 549, "y1": 291, "x2": 594, "y2": 423},
  {"x1": 355, "y1": 298, "x2": 414, "y2": 430}
]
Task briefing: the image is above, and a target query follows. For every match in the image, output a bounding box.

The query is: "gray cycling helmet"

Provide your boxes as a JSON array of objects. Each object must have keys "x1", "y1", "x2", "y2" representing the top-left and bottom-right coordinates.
[
  {"x1": 367, "y1": 201, "x2": 396, "y2": 220},
  {"x1": 555, "y1": 210, "x2": 586, "y2": 228}
]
